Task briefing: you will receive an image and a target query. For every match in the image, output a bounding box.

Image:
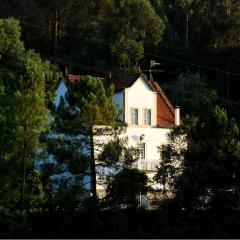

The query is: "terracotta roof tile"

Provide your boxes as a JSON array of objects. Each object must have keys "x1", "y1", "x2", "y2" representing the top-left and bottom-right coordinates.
[
  {"x1": 67, "y1": 74, "x2": 82, "y2": 83},
  {"x1": 102, "y1": 73, "x2": 140, "y2": 92},
  {"x1": 64, "y1": 72, "x2": 177, "y2": 126},
  {"x1": 66, "y1": 73, "x2": 142, "y2": 92}
]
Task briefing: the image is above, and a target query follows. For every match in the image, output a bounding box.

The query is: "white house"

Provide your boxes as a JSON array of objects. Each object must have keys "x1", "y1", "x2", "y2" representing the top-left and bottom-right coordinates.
[{"x1": 55, "y1": 72, "x2": 180, "y2": 207}]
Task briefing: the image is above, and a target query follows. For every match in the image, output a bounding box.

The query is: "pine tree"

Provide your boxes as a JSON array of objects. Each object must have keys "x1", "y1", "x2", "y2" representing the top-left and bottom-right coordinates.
[
  {"x1": 51, "y1": 75, "x2": 121, "y2": 209},
  {"x1": 155, "y1": 105, "x2": 240, "y2": 211},
  {"x1": 0, "y1": 18, "x2": 60, "y2": 212}
]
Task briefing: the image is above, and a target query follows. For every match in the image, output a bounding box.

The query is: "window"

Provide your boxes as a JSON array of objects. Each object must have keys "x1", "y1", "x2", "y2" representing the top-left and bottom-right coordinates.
[
  {"x1": 138, "y1": 143, "x2": 145, "y2": 159},
  {"x1": 143, "y1": 109, "x2": 151, "y2": 125},
  {"x1": 131, "y1": 108, "x2": 138, "y2": 125}
]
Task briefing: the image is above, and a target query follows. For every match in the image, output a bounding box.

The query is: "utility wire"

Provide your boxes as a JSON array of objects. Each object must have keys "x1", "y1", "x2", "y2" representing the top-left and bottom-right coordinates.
[
  {"x1": 1, "y1": 50, "x2": 240, "y2": 107},
  {"x1": 1, "y1": 16, "x2": 240, "y2": 107},
  {"x1": 166, "y1": 84, "x2": 240, "y2": 106},
  {"x1": 40, "y1": 53, "x2": 138, "y2": 79},
  {"x1": 0, "y1": 49, "x2": 138, "y2": 80},
  {"x1": 146, "y1": 53, "x2": 240, "y2": 77},
  {"x1": 40, "y1": 54, "x2": 107, "y2": 75},
  {"x1": 16, "y1": 18, "x2": 240, "y2": 78},
  {"x1": 41, "y1": 54, "x2": 240, "y2": 106}
]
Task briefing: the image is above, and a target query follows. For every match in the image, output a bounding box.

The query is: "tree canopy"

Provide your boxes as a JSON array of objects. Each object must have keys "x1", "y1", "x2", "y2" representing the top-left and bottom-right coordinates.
[
  {"x1": 1, "y1": 0, "x2": 240, "y2": 237},
  {"x1": 0, "y1": 18, "x2": 60, "y2": 212},
  {"x1": 156, "y1": 105, "x2": 240, "y2": 211},
  {"x1": 49, "y1": 75, "x2": 122, "y2": 208}
]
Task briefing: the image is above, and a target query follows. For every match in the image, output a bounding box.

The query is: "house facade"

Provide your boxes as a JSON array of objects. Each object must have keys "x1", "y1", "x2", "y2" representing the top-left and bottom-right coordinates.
[
  {"x1": 55, "y1": 72, "x2": 180, "y2": 207},
  {"x1": 112, "y1": 73, "x2": 180, "y2": 169}
]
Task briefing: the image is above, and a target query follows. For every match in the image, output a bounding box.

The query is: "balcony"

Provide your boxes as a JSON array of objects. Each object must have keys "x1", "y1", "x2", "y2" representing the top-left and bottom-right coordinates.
[{"x1": 132, "y1": 159, "x2": 159, "y2": 171}]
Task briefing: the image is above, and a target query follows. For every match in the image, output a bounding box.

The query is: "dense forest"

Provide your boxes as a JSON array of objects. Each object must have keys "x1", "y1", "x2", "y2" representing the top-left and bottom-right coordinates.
[
  {"x1": 1, "y1": 0, "x2": 240, "y2": 106},
  {"x1": 1, "y1": 0, "x2": 240, "y2": 238}
]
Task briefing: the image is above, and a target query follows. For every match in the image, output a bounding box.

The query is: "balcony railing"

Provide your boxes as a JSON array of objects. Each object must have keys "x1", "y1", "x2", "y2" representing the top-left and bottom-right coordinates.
[{"x1": 132, "y1": 159, "x2": 159, "y2": 171}]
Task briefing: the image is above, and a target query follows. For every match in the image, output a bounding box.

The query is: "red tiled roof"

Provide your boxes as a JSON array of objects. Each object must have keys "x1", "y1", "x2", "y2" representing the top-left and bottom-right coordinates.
[
  {"x1": 67, "y1": 74, "x2": 82, "y2": 83},
  {"x1": 65, "y1": 73, "x2": 140, "y2": 92},
  {"x1": 65, "y1": 72, "x2": 177, "y2": 127},
  {"x1": 102, "y1": 73, "x2": 140, "y2": 92}
]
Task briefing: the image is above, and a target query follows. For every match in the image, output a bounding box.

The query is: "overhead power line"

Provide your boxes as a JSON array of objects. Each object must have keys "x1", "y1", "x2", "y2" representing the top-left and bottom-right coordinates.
[
  {"x1": 1, "y1": 18, "x2": 240, "y2": 107},
  {"x1": 39, "y1": 54, "x2": 240, "y2": 107},
  {"x1": 40, "y1": 54, "x2": 138, "y2": 79},
  {"x1": 0, "y1": 50, "x2": 138, "y2": 81},
  {"x1": 166, "y1": 84, "x2": 240, "y2": 107},
  {"x1": 40, "y1": 54, "x2": 107, "y2": 75},
  {"x1": 145, "y1": 53, "x2": 240, "y2": 77},
  {"x1": 1, "y1": 49, "x2": 240, "y2": 107},
  {"x1": 16, "y1": 18, "x2": 240, "y2": 78}
]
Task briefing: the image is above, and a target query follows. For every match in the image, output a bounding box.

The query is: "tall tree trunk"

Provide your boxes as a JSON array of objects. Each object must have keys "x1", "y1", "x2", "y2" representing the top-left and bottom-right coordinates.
[
  {"x1": 48, "y1": 20, "x2": 52, "y2": 44},
  {"x1": 226, "y1": 0, "x2": 230, "y2": 15},
  {"x1": 90, "y1": 127, "x2": 97, "y2": 238},
  {"x1": 21, "y1": 114, "x2": 28, "y2": 213},
  {"x1": 54, "y1": 7, "x2": 58, "y2": 57},
  {"x1": 186, "y1": 10, "x2": 189, "y2": 49},
  {"x1": 90, "y1": 127, "x2": 97, "y2": 204},
  {"x1": 21, "y1": 73, "x2": 30, "y2": 213},
  {"x1": 14, "y1": 0, "x2": 17, "y2": 14},
  {"x1": 226, "y1": 60, "x2": 230, "y2": 99}
]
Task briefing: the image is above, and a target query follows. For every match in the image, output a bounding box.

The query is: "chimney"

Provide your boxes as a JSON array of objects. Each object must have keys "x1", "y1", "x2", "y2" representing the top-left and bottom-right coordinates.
[{"x1": 175, "y1": 106, "x2": 180, "y2": 126}]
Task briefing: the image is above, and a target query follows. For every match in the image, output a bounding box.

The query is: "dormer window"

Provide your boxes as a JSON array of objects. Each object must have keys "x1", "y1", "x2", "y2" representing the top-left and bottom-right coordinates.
[
  {"x1": 143, "y1": 109, "x2": 151, "y2": 126},
  {"x1": 130, "y1": 108, "x2": 138, "y2": 125}
]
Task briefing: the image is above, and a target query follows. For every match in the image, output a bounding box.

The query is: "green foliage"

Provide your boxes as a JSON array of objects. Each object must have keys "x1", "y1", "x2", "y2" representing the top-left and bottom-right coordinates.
[
  {"x1": 104, "y1": 168, "x2": 149, "y2": 209},
  {"x1": 109, "y1": 0, "x2": 165, "y2": 72},
  {"x1": 98, "y1": 138, "x2": 124, "y2": 166},
  {"x1": 0, "y1": 18, "x2": 60, "y2": 212},
  {"x1": 163, "y1": 71, "x2": 217, "y2": 116},
  {"x1": 0, "y1": 2, "x2": 240, "y2": 236},
  {"x1": 67, "y1": 75, "x2": 119, "y2": 127},
  {"x1": 0, "y1": 18, "x2": 24, "y2": 56},
  {"x1": 98, "y1": 136, "x2": 146, "y2": 210},
  {"x1": 48, "y1": 75, "x2": 122, "y2": 207},
  {"x1": 195, "y1": 0, "x2": 240, "y2": 49},
  {"x1": 161, "y1": 0, "x2": 240, "y2": 49},
  {"x1": 156, "y1": 105, "x2": 240, "y2": 211},
  {"x1": 0, "y1": 1, "x2": 165, "y2": 72},
  {"x1": 2, "y1": 0, "x2": 240, "y2": 110},
  {"x1": 98, "y1": 137, "x2": 139, "y2": 168},
  {"x1": 112, "y1": 36, "x2": 144, "y2": 72}
]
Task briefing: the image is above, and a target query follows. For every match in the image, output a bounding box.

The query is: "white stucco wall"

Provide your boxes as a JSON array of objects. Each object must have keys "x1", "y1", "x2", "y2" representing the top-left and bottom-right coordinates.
[
  {"x1": 52, "y1": 77, "x2": 175, "y2": 202},
  {"x1": 120, "y1": 76, "x2": 171, "y2": 171},
  {"x1": 125, "y1": 77, "x2": 157, "y2": 126},
  {"x1": 126, "y1": 126, "x2": 171, "y2": 170},
  {"x1": 96, "y1": 126, "x2": 172, "y2": 196}
]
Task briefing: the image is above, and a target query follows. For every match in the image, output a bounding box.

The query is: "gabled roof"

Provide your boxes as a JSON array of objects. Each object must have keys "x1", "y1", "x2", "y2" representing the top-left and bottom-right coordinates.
[
  {"x1": 64, "y1": 72, "x2": 176, "y2": 125},
  {"x1": 65, "y1": 73, "x2": 140, "y2": 92},
  {"x1": 102, "y1": 73, "x2": 140, "y2": 92},
  {"x1": 66, "y1": 72, "x2": 157, "y2": 92}
]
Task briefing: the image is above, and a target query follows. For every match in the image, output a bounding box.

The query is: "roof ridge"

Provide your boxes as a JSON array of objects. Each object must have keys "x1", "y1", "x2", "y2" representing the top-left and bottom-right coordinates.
[{"x1": 64, "y1": 73, "x2": 175, "y2": 115}]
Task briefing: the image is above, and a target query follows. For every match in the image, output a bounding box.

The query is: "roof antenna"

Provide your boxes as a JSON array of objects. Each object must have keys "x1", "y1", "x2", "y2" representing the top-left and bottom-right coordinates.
[
  {"x1": 141, "y1": 60, "x2": 163, "y2": 80},
  {"x1": 150, "y1": 60, "x2": 161, "y2": 81}
]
